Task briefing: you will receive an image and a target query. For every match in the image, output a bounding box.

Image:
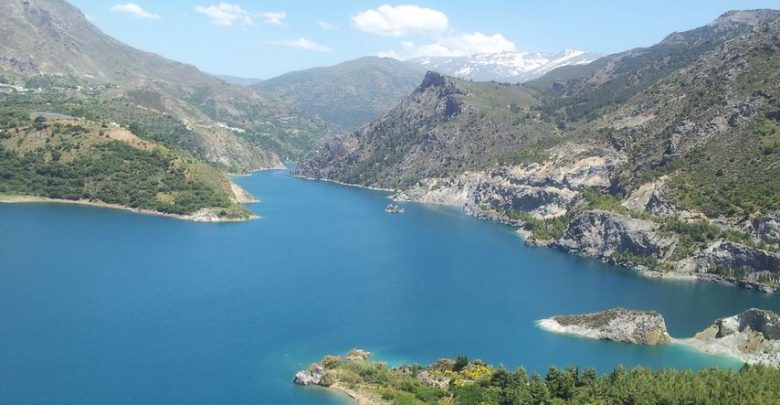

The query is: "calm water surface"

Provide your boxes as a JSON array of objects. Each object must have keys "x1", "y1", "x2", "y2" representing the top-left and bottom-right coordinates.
[{"x1": 1, "y1": 168, "x2": 778, "y2": 404}]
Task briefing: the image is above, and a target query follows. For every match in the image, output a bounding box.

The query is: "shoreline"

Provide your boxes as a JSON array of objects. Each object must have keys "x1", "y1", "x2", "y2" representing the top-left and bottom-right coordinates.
[
  {"x1": 327, "y1": 383, "x2": 382, "y2": 405},
  {"x1": 0, "y1": 194, "x2": 258, "y2": 223},
  {"x1": 536, "y1": 317, "x2": 763, "y2": 366},
  {"x1": 292, "y1": 174, "x2": 397, "y2": 193}
]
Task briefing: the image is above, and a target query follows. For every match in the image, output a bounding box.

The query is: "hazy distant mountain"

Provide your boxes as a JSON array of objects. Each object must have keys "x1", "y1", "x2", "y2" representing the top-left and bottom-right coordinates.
[
  {"x1": 408, "y1": 50, "x2": 602, "y2": 83},
  {"x1": 0, "y1": 0, "x2": 331, "y2": 168},
  {"x1": 255, "y1": 57, "x2": 424, "y2": 131},
  {"x1": 214, "y1": 74, "x2": 264, "y2": 87}
]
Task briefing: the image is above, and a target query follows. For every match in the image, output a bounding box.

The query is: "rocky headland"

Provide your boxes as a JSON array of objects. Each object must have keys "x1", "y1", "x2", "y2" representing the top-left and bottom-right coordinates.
[
  {"x1": 539, "y1": 308, "x2": 780, "y2": 367},
  {"x1": 537, "y1": 308, "x2": 672, "y2": 345}
]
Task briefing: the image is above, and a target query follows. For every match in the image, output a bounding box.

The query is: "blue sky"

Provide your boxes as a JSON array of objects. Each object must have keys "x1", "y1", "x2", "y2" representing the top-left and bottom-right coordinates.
[{"x1": 70, "y1": 1, "x2": 780, "y2": 79}]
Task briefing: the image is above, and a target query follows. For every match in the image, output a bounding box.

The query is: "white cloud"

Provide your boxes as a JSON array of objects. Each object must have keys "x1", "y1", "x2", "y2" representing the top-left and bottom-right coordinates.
[
  {"x1": 376, "y1": 50, "x2": 401, "y2": 59},
  {"x1": 110, "y1": 3, "x2": 160, "y2": 20},
  {"x1": 268, "y1": 38, "x2": 332, "y2": 52},
  {"x1": 353, "y1": 5, "x2": 449, "y2": 37},
  {"x1": 398, "y1": 32, "x2": 516, "y2": 58},
  {"x1": 261, "y1": 11, "x2": 286, "y2": 26},
  {"x1": 317, "y1": 21, "x2": 337, "y2": 30},
  {"x1": 194, "y1": 3, "x2": 252, "y2": 26}
]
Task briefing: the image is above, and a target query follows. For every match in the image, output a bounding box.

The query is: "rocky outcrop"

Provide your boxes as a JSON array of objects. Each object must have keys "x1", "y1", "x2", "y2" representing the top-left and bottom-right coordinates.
[
  {"x1": 539, "y1": 307, "x2": 780, "y2": 366},
  {"x1": 394, "y1": 146, "x2": 622, "y2": 221},
  {"x1": 293, "y1": 365, "x2": 327, "y2": 386},
  {"x1": 555, "y1": 211, "x2": 677, "y2": 260},
  {"x1": 685, "y1": 309, "x2": 780, "y2": 367},
  {"x1": 693, "y1": 241, "x2": 780, "y2": 280},
  {"x1": 537, "y1": 308, "x2": 671, "y2": 345},
  {"x1": 620, "y1": 177, "x2": 700, "y2": 219},
  {"x1": 747, "y1": 213, "x2": 780, "y2": 245}
]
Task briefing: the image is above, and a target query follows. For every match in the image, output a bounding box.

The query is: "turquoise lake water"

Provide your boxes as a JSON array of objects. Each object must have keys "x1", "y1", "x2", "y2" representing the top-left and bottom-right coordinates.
[{"x1": 1, "y1": 168, "x2": 779, "y2": 404}]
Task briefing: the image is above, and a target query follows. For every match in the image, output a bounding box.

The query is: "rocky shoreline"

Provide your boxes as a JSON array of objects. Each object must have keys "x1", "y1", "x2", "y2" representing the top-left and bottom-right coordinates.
[
  {"x1": 538, "y1": 308, "x2": 780, "y2": 367},
  {"x1": 295, "y1": 143, "x2": 780, "y2": 294}
]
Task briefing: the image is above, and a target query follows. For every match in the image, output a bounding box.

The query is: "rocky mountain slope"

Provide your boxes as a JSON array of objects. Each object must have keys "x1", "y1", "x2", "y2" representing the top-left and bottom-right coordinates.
[
  {"x1": 408, "y1": 49, "x2": 601, "y2": 83},
  {"x1": 255, "y1": 57, "x2": 423, "y2": 132},
  {"x1": 297, "y1": 9, "x2": 780, "y2": 291},
  {"x1": 0, "y1": 0, "x2": 331, "y2": 169}
]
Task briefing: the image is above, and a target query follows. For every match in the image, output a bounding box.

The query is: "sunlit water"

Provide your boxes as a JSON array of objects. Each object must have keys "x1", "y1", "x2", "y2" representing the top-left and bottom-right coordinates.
[{"x1": 1, "y1": 168, "x2": 778, "y2": 404}]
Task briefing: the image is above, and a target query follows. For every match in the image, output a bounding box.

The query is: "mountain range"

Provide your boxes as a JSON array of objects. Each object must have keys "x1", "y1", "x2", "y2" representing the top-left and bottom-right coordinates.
[
  {"x1": 297, "y1": 9, "x2": 780, "y2": 290},
  {"x1": 407, "y1": 49, "x2": 602, "y2": 83}
]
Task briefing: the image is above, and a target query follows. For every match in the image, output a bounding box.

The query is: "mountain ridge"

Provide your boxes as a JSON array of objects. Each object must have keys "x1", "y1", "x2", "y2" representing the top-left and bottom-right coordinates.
[
  {"x1": 255, "y1": 56, "x2": 424, "y2": 131},
  {"x1": 296, "y1": 9, "x2": 780, "y2": 291}
]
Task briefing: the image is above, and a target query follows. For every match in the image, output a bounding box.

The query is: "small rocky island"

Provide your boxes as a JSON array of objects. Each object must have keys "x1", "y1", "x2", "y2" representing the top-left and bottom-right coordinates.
[
  {"x1": 539, "y1": 307, "x2": 780, "y2": 367},
  {"x1": 385, "y1": 203, "x2": 404, "y2": 214},
  {"x1": 537, "y1": 308, "x2": 671, "y2": 345},
  {"x1": 683, "y1": 308, "x2": 780, "y2": 367}
]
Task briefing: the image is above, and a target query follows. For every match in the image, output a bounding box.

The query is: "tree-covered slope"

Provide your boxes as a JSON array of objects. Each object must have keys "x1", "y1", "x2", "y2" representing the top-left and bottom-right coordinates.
[{"x1": 0, "y1": 112, "x2": 252, "y2": 220}]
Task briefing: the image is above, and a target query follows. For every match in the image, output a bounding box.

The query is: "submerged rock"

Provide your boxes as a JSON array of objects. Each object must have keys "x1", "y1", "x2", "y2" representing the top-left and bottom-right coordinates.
[{"x1": 538, "y1": 308, "x2": 671, "y2": 345}]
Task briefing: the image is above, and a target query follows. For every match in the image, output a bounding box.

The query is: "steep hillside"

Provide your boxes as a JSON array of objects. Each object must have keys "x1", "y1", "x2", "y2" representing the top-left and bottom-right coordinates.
[
  {"x1": 297, "y1": 10, "x2": 780, "y2": 291},
  {"x1": 255, "y1": 57, "x2": 423, "y2": 131},
  {"x1": 296, "y1": 72, "x2": 557, "y2": 188},
  {"x1": 0, "y1": 0, "x2": 331, "y2": 168}
]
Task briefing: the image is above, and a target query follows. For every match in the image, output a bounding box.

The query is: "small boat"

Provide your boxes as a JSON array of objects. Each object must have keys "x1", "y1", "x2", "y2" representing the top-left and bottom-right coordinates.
[{"x1": 385, "y1": 203, "x2": 405, "y2": 214}]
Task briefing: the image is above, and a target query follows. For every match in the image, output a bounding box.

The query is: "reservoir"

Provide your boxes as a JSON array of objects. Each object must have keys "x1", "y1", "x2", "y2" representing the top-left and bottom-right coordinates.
[{"x1": 1, "y1": 168, "x2": 778, "y2": 404}]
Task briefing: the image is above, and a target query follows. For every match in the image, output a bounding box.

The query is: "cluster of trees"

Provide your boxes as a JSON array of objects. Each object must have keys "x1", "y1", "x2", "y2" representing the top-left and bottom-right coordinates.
[{"x1": 319, "y1": 353, "x2": 780, "y2": 404}]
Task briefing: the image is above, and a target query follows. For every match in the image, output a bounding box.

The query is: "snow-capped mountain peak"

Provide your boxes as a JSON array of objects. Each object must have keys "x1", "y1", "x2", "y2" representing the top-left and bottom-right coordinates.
[{"x1": 407, "y1": 49, "x2": 602, "y2": 83}]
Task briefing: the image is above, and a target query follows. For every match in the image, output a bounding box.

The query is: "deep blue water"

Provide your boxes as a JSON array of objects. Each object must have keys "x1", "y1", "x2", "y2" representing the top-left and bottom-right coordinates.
[{"x1": 1, "y1": 168, "x2": 779, "y2": 404}]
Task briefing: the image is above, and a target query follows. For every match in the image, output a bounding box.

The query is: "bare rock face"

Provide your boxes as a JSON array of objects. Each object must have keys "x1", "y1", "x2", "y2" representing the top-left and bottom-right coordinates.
[
  {"x1": 538, "y1": 308, "x2": 671, "y2": 345},
  {"x1": 555, "y1": 211, "x2": 677, "y2": 260},
  {"x1": 621, "y1": 177, "x2": 700, "y2": 219},
  {"x1": 694, "y1": 241, "x2": 780, "y2": 280},
  {"x1": 689, "y1": 308, "x2": 780, "y2": 367},
  {"x1": 747, "y1": 213, "x2": 780, "y2": 245}
]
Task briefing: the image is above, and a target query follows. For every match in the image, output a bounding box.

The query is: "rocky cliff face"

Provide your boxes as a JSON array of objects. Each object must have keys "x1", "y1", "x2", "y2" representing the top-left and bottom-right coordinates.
[
  {"x1": 555, "y1": 211, "x2": 677, "y2": 261},
  {"x1": 692, "y1": 241, "x2": 780, "y2": 280},
  {"x1": 538, "y1": 308, "x2": 671, "y2": 345},
  {"x1": 688, "y1": 308, "x2": 780, "y2": 366}
]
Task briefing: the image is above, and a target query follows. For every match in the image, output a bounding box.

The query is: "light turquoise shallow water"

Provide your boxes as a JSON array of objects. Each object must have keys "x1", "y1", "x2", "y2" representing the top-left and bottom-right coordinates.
[{"x1": 0, "y1": 168, "x2": 777, "y2": 404}]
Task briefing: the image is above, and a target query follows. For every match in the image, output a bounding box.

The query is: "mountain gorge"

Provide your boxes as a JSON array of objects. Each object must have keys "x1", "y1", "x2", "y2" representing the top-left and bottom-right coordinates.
[{"x1": 297, "y1": 10, "x2": 780, "y2": 290}]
